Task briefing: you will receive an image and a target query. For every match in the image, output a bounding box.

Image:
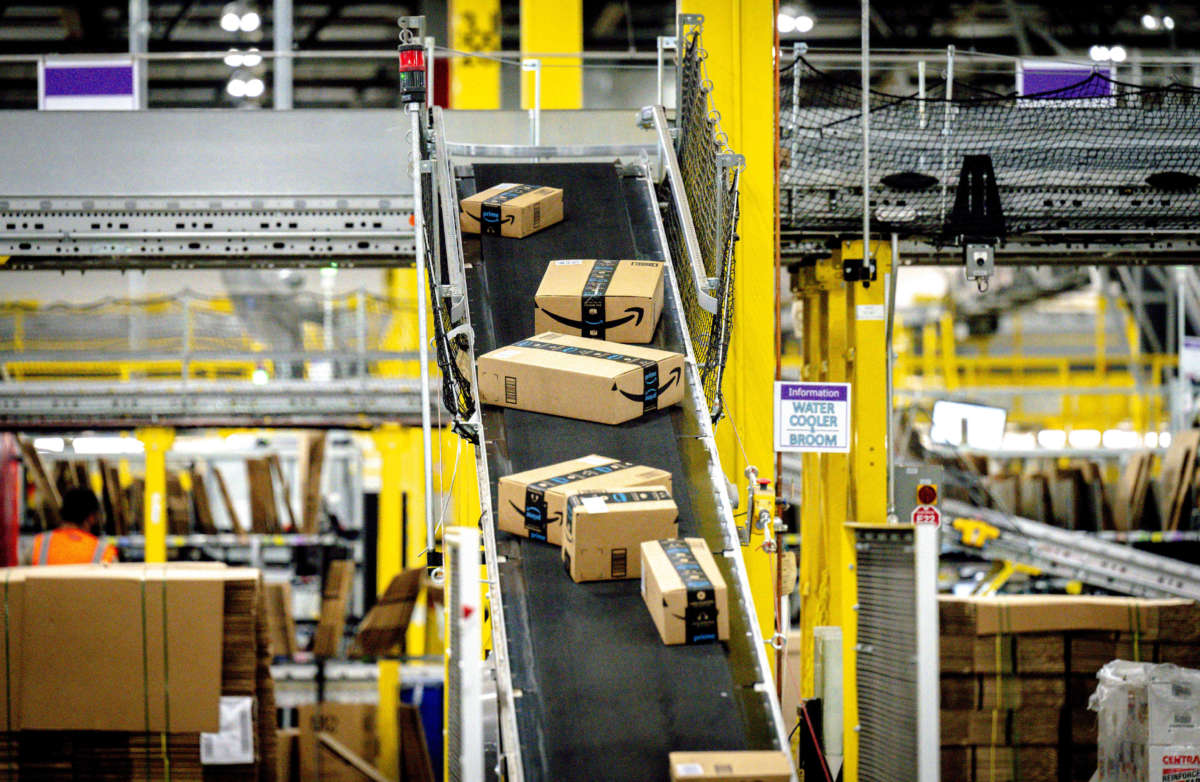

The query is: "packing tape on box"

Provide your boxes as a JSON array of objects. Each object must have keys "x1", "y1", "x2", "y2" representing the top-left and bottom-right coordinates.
[
  {"x1": 517, "y1": 460, "x2": 640, "y2": 541},
  {"x1": 140, "y1": 566, "x2": 173, "y2": 781},
  {"x1": 513, "y1": 339, "x2": 680, "y2": 415},
  {"x1": 564, "y1": 488, "x2": 674, "y2": 536},
  {"x1": 1126, "y1": 599, "x2": 1143, "y2": 662},
  {"x1": 540, "y1": 259, "x2": 648, "y2": 340},
  {"x1": 477, "y1": 184, "x2": 539, "y2": 236},
  {"x1": 660, "y1": 540, "x2": 719, "y2": 644}
]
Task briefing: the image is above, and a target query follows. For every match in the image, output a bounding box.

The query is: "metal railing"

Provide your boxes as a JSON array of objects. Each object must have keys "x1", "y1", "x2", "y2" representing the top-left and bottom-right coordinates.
[{"x1": 0, "y1": 289, "x2": 418, "y2": 384}]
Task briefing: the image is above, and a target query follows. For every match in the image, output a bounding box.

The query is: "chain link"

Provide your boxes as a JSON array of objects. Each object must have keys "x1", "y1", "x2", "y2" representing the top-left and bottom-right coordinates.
[{"x1": 661, "y1": 28, "x2": 741, "y2": 421}]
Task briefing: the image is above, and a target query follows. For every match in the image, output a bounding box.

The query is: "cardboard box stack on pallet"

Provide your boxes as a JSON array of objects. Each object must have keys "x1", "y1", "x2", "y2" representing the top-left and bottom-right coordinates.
[
  {"x1": 940, "y1": 596, "x2": 1200, "y2": 782},
  {"x1": 0, "y1": 563, "x2": 276, "y2": 781}
]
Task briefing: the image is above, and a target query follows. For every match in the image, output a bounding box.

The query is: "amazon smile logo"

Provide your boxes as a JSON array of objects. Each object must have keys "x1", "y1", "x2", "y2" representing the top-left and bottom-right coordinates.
[
  {"x1": 538, "y1": 305, "x2": 645, "y2": 332},
  {"x1": 615, "y1": 367, "x2": 681, "y2": 403},
  {"x1": 508, "y1": 500, "x2": 562, "y2": 525}
]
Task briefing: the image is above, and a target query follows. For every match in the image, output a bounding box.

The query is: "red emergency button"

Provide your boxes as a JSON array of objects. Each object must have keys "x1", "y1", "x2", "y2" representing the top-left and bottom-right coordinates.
[{"x1": 917, "y1": 484, "x2": 938, "y2": 505}]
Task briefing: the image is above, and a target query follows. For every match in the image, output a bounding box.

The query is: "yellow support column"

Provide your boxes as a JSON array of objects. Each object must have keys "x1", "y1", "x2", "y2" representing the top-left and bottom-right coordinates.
[
  {"x1": 678, "y1": 0, "x2": 779, "y2": 664},
  {"x1": 373, "y1": 424, "x2": 406, "y2": 780},
  {"x1": 519, "y1": 0, "x2": 582, "y2": 109},
  {"x1": 136, "y1": 428, "x2": 174, "y2": 563},
  {"x1": 845, "y1": 240, "x2": 890, "y2": 525},
  {"x1": 449, "y1": 0, "x2": 501, "y2": 109}
]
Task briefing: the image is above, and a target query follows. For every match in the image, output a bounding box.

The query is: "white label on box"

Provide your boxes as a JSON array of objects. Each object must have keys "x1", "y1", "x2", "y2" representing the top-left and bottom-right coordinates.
[
  {"x1": 491, "y1": 349, "x2": 521, "y2": 360},
  {"x1": 580, "y1": 496, "x2": 608, "y2": 514},
  {"x1": 579, "y1": 455, "x2": 614, "y2": 466},
  {"x1": 200, "y1": 696, "x2": 255, "y2": 765},
  {"x1": 674, "y1": 763, "x2": 705, "y2": 777},
  {"x1": 856, "y1": 304, "x2": 885, "y2": 320},
  {"x1": 554, "y1": 260, "x2": 585, "y2": 266}
]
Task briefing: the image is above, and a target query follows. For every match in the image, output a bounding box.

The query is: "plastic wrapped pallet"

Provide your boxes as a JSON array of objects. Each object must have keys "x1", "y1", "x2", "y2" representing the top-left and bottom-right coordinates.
[{"x1": 1089, "y1": 660, "x2": 1200, "y2": 782}]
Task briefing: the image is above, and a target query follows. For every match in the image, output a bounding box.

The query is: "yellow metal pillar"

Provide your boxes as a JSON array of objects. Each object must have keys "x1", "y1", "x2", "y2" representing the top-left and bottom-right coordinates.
[
  {"x1": 373, "y1": 423, "x2": 406, "y2": 780},
  {"x1": 846, "y1": 241, "x2": 890, "y2": 525},
  {"x1": 678, "y1": 0, "x2": 778, "y2": 662},
  {"x1": 449, "y1": 0, "x2": 501, "y2": 109},
  {"x1": 136, "y1": 428, "x2": 174, "y2": 563},
  {"x1": 519, "y1": 0, "x2": 582, "y2": 109}
]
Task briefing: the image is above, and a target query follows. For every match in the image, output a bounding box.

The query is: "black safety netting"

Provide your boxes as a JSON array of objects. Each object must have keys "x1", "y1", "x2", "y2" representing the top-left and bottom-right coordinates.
[{"x1": 780, "y1": 56, "x2": 1200, "y2": 241}]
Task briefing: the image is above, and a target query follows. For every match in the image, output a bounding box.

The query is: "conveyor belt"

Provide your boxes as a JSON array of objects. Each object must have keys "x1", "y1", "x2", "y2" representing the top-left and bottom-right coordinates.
[{"x1": 460, "y1": 162, "x2": 778, "y2": 781}]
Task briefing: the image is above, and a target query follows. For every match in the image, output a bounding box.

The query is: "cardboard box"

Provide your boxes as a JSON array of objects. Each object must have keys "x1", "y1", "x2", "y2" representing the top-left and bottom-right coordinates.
[
  {"x1": 460, "y1": 182, "x2": 563, "y2": 238},
  {"x1": 477, "y1": 332, "x2": 686, "y2": 424},
  {"x1": 498, "y1": 454, "x2": 673, "y2": 545},
  {"x1": 297, "y1": 703, "x2": 379, "y2": 782},
  {"x1": 19, "y1": 566, "x2": 226, "y2": 732},
  {"x1": 313, "y1": 559, "x2": 355, "y2": 658},
  {"x1": 938, "y1": 596, "x2": 1190, "y2": 639},
  {"x1": 641, "y1": 538, "x2": 729, "y2": 646},
  {"x1": 277, "y1": 728, "x2": 300, "y2": 782},
  {"x1": 533, "y1": 259, "x2": 665, "y2": 343},
  {"x1": 560, "y1": 486, "x2": 677, "y2": 582},
  {"x1": 668, "y1": 750, "x2": 793, "y2": 781},
  {"x1": 1148, "y1": 745, "x2": 1200, "y2": 782}
]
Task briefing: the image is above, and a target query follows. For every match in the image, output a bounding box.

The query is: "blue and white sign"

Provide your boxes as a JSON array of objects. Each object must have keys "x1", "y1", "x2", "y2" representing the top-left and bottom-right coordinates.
[
  {"x1": 38, "y1": 58, "x2": 138, "y2": 111},
  {"x1": 774, "y1": 381, "x2": 852, "y2": 453}
]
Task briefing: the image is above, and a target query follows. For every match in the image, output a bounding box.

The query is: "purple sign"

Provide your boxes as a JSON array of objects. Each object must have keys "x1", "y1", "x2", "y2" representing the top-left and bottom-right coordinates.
[
  {"x1": 1018, "y1": 62, "x2": 1113, "y2": 106},
  {"x1": 778, "y1": 383, "x2": 849, "y2": 402},
  {"x1": 43, "y1": 65, "x2": 134, "y2": 97},
  {"x1": 775, "y1": 381, "x2": 851, "y2": 453}
]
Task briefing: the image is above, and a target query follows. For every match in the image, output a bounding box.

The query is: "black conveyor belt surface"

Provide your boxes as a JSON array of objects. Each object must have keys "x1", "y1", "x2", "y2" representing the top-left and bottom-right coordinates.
[{"x1": 463, "y1": 163, "x2": 763, "y2": 782}]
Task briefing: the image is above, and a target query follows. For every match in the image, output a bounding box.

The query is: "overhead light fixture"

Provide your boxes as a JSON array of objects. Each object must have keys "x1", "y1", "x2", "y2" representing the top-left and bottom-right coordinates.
[
  {"x1": 1089, "y1": 45, "x2": 1110, "y2": 61},
  {"x1": 220, "y1": 3, "x2": 260, "y2": 34},
  {"x1": 252, "y1": 367, "x2": 269, "y2": 384},
  {"x1": 1109, "y1": 45, "x2": 1128, "y2": 62},
  {"x1": 33, "y1": 437, "x2": 65, "y2": 453},
  {"x1": 226, "y1": 77, "x2": 248, "y2": 98},
  {"x1": 73, "y1": 436, "x2": 145, "y2": 455},
  {"x1": 1142, "y1": 13, "x2": 1160, "y2": 29},
  {"x1": 1163, "y1": 15, "x2": 1175, "y2": 30},
  {"x1": 777, "y1": 13, "x2": 797, "y2": 34},
  {"x1": 242, "y1": 48, "x2": 262, "y2": 67},
  {"x1": 244, "y1": 77, "x2": 265, "y2": 98},
  {"x1": 220, "y1": 8, "x2": 241, "y2": 32},
  {"x1": 795, "y1": 15, "x2": 815, "y2": 33}
]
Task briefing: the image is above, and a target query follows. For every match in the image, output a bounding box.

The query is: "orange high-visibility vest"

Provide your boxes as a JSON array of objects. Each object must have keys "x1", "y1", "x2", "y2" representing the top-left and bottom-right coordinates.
[{"x1": 30, "y1": 527, "x2": 117, "y2": 565}]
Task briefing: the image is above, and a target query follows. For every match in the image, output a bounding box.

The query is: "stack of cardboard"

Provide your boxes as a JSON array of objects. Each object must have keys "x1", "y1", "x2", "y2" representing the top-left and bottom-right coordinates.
[
  {"x1": 939, "y1": 596, "x2": 1200, "y2": 782},
  {"x1": 266, "y1": 581, "x2": 299, "y2": 659},
  {"x1": 0, "y1": 564, "x2": 276, "y2": 781}
]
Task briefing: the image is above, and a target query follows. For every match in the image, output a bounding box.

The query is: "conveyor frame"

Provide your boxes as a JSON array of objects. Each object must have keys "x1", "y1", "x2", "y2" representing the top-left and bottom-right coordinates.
[{"x1": 416, "y1": 104, "x2": 792, "y2": 778}]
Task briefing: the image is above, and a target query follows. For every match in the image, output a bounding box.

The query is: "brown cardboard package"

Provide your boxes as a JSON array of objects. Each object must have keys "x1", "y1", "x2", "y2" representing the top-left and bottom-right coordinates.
[
  {"x1": 477, "y1": 332, "x2": 686, "y2": 424},
  {"x1": 498, "y1": 454, "x2": 673, "y2": 545},
  {"x1": 313, "y1": 559, "x2": 355, "y2": 658},
  {"x1": 938, "y1": 595, "x2": 1193, "y2": 638},
  {"x1": 267, "y1": 580, "x2": 299, "y2": 658},
  {"x1": 667, "y1": 750, "x2": 794, "y2": 781},
  {"x1": 460, "y1": 182, "x2": 563, "y2": 238},
  {"x1": 641, "y1": 537, "x2": 729, "y2": 646},
  {"x1": 533, "y1": 259, "x2": 665, "y2": 343},
  {"x1": 560, "y1": 486, "x2": 677, "y2": 582},
  {"x1": 297, "y1": 703, "x2": 379, "y2": 782},
  {"x1": 277, "y1": 728, "x2": 300, "y2": 782},
  {"x1": 19, "y1": 566, "x2": 225, "y2": 732}
]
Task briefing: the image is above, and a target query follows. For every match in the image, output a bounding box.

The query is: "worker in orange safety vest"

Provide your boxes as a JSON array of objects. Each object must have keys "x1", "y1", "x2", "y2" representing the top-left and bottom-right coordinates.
[{"x1": 30, "y1": 487, "x2": 117, "y2": 565}]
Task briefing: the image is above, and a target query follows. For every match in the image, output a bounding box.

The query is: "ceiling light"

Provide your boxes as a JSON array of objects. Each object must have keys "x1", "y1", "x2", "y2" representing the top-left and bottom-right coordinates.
[
  {"x1": 224, "y1": 49, "x2": 243, "y2": 67},
  {"x1": 777, "y1": 13, "x2": 797, "y2": 34},
  {"x1": 1089, "y1": 45, "x2": 1110, "y2": 61},
  {"x1": 251, "y1": 367, "x2": 269, "y2": 384},
  {"x1": 220, "y1": 10, "x2": 241, "y2": 32},
  {"x1": 1163, "y1": 15, "x2": 1175, "y2": 30},
  {"x1": 239, "y1": 11, "x2": 261, "y2": 32},
  {"x1": 1109, "y1": 45, "x2": 1128, "y2": 62},
  {"x1": 242, "y1": 48, "x2": 262, "y2": 67},
  {"x1": 73, "y1": 436, "x2": 144, "y2": 455},
  {"x1": 244, "y1": 77, "x2": 265, "y2": 98},
  {"x1": 33, "y1": 437, "x2": 65, "y2": 453},
  {"x1": 226, "y1": 77, "x2": 248, "y2": 98},
  {"x1": 795, "y1": 15, "x2": 815, "y2": 33},
  {"x1": 1142, "y1": 13, "x2": 1160, "y2": 29}
]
